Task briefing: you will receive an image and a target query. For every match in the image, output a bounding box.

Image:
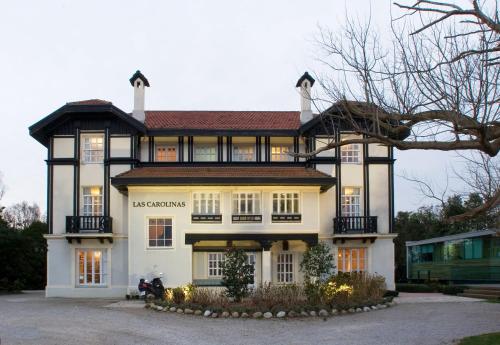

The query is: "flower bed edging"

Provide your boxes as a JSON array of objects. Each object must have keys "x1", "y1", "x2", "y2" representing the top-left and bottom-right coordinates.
[{"x1": 145, "y1": 299, "x2": 397, "y2": 319}]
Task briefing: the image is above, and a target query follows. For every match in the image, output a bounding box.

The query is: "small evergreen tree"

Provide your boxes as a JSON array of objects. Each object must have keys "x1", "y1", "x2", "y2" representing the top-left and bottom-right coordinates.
[
  {"x1": 300, "y1": 242, "x2": 335, "y2": 303},
  {"x1": 221, "y1": 248, "x2": 254, "y2": 302}
]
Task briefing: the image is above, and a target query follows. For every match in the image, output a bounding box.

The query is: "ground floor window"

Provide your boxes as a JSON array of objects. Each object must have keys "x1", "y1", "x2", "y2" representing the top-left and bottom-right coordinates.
[
  {"x1": 148, "y1": 218, "x2": 173, "y2": 248},
  {"x1": 277, "y1": 253, "x2": 294, "y2": 283},
  {"x1": 247, "y1": 253, "x2": 257, "y2": 285},
  {"x1": 77, "y1": 249, "x2": 106, "y2": 286},
  {"x1": 208, "y1": 253, "x2": 225, "y2": 277},
  {"x1": 337, "y1": 247, "x2": 367, "y2": 273}
]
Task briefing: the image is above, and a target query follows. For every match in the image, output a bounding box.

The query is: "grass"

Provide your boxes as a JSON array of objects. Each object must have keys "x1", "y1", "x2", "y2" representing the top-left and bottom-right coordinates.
[{"x1": 458, "y1": 332, "x2": 500, "y2": 345}]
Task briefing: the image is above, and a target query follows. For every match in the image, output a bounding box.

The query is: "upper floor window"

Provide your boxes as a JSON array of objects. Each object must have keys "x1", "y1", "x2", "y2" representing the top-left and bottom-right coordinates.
[
  {"x1": 192, "y1": 192, "x2": 220, "y2": 215},
  {"x1": 82, "y1": 186, "x2": 103, "y2": 216},
  {"x1": 148, "y1": 218, "x2": 173, "y2": 248},
  {"x1": 194, "y1": 145, "x2": 217, "y2": 162},
  {"x1": 341, "y1": 187, "x2": 360, "y2": 217},
  {"x1": 83, "y1": 136, "x2": 104, "y2": 163},
  {"x1": 233, "y1": 192, "x2": 261, "y2": 215},
  {"x1": 271, "y1": 145, "x2": 292, "y2": 162},
  {"x1": 232, "y1": 144, "x2": 255, "y2": 161},
  {"x1": 272, "y1": 192, "x2": 300, "y2": 214},
  {"x1": 341, "y1": 144, "x2": 361, "y2": 163},
  {"x1": 156, "y1": 145, "x2": 176, "y2": 162}
]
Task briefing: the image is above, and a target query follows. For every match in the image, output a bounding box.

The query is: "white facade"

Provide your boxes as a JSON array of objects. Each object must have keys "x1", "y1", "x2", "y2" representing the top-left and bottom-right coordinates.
[{"x1": 31, "y1": 72, "x2": 397, "y2": 298}]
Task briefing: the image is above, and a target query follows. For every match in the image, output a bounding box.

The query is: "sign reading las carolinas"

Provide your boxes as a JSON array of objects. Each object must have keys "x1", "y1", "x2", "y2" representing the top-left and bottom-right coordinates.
[{"x1": 132, "y1": 201, "x2": 187, "y2": 208}]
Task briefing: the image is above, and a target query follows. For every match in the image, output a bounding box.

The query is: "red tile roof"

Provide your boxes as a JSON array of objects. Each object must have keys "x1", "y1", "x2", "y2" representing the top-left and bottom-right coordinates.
[
  {"x1": 145, "y1": 111, "x2": 301, "y2": 130},
  {"x1": 67, "y1": 99, "x2": 112, "y2": 106}
]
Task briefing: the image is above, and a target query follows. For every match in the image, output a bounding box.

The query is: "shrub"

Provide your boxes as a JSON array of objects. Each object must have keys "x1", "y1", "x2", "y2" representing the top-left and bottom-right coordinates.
[
  {"x1": 439, "y1": 285, "x2": 466, "y2": 295},
  {"x1": 250, "y1": 283, "x2": 306, "y2": 309},
  {"x1": 221, "y1": 248, "x2": 254, "y2": 302},
  {"x1": 190, "y1": 287, "x2": 229, "y2": 307},
  {"x1": 171, "y1": 287, "x2": 185, "y2": 304},
  {"x1": 300, "y1": 242, "x2": 335, "y2": 302},
  {"x1": 396, "y1": 283, "x2": 435, "y2": 293}
]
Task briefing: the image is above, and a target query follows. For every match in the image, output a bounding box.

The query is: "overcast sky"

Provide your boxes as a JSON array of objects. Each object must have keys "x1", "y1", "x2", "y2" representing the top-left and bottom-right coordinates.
[{"x1": 0, "y1": 0, "x2": 468, "y2": 213}]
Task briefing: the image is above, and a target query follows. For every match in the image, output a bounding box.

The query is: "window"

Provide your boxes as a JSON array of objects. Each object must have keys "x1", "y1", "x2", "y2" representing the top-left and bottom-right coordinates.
[
  {"x1": 77, "y1": 249, "x2": 106, "y2": 286},
  {"x1": 341, "y1": 187, "x2": 361, "y2": 217},
  {"x1": 464, "y1": 239, "x2": 483, "y2": 259},
  {"x1": 247, "y1": 253, "x2": 257, "y2": 286},
  {"x1": 272, "y1": 192, "x2": 300, "y2": 214},
  {"x1": 194, "y1": 145, "x2": 217, "y2": 161},
  {"x1": 156, "y1": 145, "x2": 176, "y2": 162},
  {"x1": 192, "y1": 192, "x2": 220, "y2": 215},
  {"x1": 271, "y1": 145, "x2": 292, "y2": 162},
  {"x1": 341, "y1": 144, "x2": 361, "y2": 163},
  {"x1": 420, "y1": 244, "x2": 434, "y2": 262},
  {"x1": 337, "y1": 248, "x2": 367, "y2": 273},
  {"x1": 148, "y1": 218, "x2": 173, "y2": 248},
  {"x1": 233, "y1": 144, "x2": 255, "y2": 161},
  {"x1": 233, "y1": 192, "x2": 261, "y2": 214},
  {"x1": 82, "y1": 187, "x2": 103, "y2": 216},
  {"x1": 277, "y1": 253, "x2": 294, "y2": 283},
  {"x1": 208, "y1": 253, "x2": 225, "y2": 277},
  {"x1": 83, "y1": 136, "x2": 104, "y2": 163}
]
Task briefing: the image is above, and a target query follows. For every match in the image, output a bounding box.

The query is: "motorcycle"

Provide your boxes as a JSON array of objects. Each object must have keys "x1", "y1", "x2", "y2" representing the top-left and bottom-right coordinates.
[{"x1": 138, "y1": 275, "x2": 165, "y2": 300}]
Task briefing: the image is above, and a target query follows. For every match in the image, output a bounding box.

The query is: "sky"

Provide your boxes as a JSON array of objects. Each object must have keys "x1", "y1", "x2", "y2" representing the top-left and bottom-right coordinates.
[{"x1": 0, "y1": 0, "x2": 469, "y2": 214}]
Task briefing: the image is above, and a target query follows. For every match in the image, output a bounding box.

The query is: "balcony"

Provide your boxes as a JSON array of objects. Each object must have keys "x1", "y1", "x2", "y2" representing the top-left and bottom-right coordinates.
[
  {"x1": 333, "y1": 216, "x2": 377, "y2": 234},
  {"x1": 65, "y1": 216, "x2": 113, "y2": 233}
]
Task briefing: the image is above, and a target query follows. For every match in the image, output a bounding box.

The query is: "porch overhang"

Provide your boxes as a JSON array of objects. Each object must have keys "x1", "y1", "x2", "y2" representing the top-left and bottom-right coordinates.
[{"x1": 185, "y1": 233, "x2": 318, "y2": 248}]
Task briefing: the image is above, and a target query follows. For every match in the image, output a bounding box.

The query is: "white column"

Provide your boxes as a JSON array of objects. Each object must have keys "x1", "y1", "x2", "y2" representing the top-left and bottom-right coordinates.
[{"x1": 261, "y1": 249, "x2": 272, "y2": 284}]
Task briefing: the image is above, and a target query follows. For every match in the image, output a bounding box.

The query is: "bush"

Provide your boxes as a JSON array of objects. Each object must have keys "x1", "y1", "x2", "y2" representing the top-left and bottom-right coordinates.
[
  {"x1": 323, "y1": 272, "x2": 386, "y2": 308},
  {"x1": 250, "y1": 283, "x2": 306, "y2": 309},
  {"x1": 300, "y1": 242, "x2": 335, "y2": 303},
  {"x1": 221, "y1": 248, "x2": 254, "y2": 302},
  {"x1": 439, "y1": 285, "x2": 466, "y2": 295},
  {"x1": 396, "y1": 283, "x2": 435, "y2": 293},
  {"x1": 171, "y1": 287, "x2": 185, "y2": 304}
]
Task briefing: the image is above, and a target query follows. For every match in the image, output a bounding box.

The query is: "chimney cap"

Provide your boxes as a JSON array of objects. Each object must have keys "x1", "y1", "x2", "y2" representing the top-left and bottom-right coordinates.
[
  {"x1": 129, "y1": 70, "x2": 150, "y2": 87},
  {"x1": 295, "y1": 71, "x2": 315, "y2": 88}
]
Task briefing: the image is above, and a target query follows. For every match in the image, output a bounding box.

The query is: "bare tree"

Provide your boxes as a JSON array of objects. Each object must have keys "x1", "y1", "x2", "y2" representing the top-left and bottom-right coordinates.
[
  {"x1": 3, "y1": 201, "x2": 41, "y2": 229},
  {"x1": 305, "y1": 0, "x2": 499, "y2": 219}
]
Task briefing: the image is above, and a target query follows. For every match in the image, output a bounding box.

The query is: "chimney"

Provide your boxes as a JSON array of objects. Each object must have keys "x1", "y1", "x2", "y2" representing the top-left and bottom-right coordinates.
[
  {"x1": 296, "y1": 71, "x2": 315, "y2": 124},
  {"x1": 129, "y1": 70, "x2": 150, "y2": 122}
]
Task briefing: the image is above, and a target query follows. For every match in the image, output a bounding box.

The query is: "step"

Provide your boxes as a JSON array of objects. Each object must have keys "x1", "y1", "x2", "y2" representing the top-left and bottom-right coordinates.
[
  {"x1": 464, "y1": 289, "x2": 500, "y2": 296},
  {"x1": 458, "y1": 293, "x2": 500, "y2": 300}
]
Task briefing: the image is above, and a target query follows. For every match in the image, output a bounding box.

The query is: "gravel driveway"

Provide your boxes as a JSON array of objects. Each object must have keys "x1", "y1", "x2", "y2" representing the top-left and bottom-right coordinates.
[{"x1": 1, "y1": 291, "x2": 499, "y2": 345}]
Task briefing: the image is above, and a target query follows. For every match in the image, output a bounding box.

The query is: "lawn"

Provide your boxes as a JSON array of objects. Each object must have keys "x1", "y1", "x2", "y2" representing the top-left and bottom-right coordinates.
[{"x1": 458, "y1": 332, "x2": 500, "y2": 345}]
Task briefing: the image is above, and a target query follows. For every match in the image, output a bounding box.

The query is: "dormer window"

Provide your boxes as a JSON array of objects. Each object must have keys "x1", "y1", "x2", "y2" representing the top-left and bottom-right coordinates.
[
  {"x1": 271, "y1": 145, "x2": 292, "y2": 162},
  {"x1": 194, "y1": 144, "x2": 217, "y2": 162},
  {"x1": 156, "y1": 145, "x2": 176, "y2": 162},
  {"x1": 232, "y1": 144, "x2": 255, "y2": 162},
  {"x1": 82, "y1": 136, "x2": 104, "y2": 163}
]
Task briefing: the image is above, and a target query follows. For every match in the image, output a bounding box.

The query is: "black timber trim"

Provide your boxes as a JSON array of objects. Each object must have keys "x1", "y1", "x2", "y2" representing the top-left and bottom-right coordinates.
[
  {"x1": 178, "y1": 136, "x2": 184, "y2": 162},
  {"x1": 389, "y1": 146, "x2": 395, "y2": 233},
  {"x1": 264, "y1": 136, "x2": 270, "y2": 162},
  {"x1": 135, "y1": 161, "x2": 309, "y2": 167},
  {"x1": 364, "y1": 157, "x2": 395, "y2": 164},
  {"x1": 335, "y1": 129, "x2": 341, "y2": 218},
  {"x1": 73, "y1": 128, "x2": 80, "y2": 217},
  {"x1": 217, "y1": 136, "x2": 223, "y2": 162},
  {"x1": 193, "y1": 247, "x2": 261, "y2": 252},
  {"x1": 47, "y1": 137, "x2": 53, "y2": 234},
  {"x1": 104, "y1": 128, "x2": 111, "y2": 217},
  {"x1": 306, "y1": 157, "x2": 338, "y2": 165},
  {"x1": 226, "y1": 136, "x2": 232, "y2": 162},
  {"x1": 256, "y1": 137, "x2": 262, "y2": 162},
  {"x1": 148, "y1": 137, "x2": 154, "y2": 162},
  {"x1": 293, "y1": 136, "x2": 299, "y2": 163},
  {"x1": 188, "y1": 136, "x2": 194, "y2": 162},
  {"x1": 46, "y1": 158, "x2": 78, "y2": 165},
  {"x1": 105, "y1": 158, "x2": 139, "y2": 165},
  {"x1": 185, "y1": 233, "x2": 318, "y2": 246},
  {"x1": 363, "y1": 139, "x2": 370, "y2": 217}
]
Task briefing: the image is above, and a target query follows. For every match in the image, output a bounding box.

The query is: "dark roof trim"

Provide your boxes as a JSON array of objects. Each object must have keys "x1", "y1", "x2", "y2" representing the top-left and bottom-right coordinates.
[
  {"x1": 129, "y1": 70, "x2": 150, "y2": 87},
  {"x1": 295, "y1": 72, "x2": 315, "y2": 87},
  {"x1": 29, "y1": 103, "x2": 146, "y2": 146},
  {"x1": 185, "y1": 233, "x2": 318, "y2": 246}
]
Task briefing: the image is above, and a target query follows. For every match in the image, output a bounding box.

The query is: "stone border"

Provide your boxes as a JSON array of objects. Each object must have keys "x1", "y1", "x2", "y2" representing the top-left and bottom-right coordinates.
[{"x1": 146, "y1": 300, "x2": 397, "y2": 319}]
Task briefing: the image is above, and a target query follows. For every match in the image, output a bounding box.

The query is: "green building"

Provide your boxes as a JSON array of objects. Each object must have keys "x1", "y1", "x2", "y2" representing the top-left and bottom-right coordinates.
[{"x1": 406, "y1": 229, "x2": 500, "y2": 283}]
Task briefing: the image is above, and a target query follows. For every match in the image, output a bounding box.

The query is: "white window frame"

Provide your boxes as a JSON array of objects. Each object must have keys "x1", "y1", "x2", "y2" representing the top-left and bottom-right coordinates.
[
  {"x1": 337, "y1": 247, "x2": 367, "y2": 273},
  {"x1": 208, "y1": 252, "x2": 225, "y2": 277},
  {"x1": 271, "y1": 145, "x2": 292, "y2": 162},
  {"x1": 82, "y1": 135, "x2": 104, "y2": 163},
  {"x1": 155, "y1": 145, "x2": 177, "y2": 162},
  {"x1": 82, "y1": 186, "x2": 103, "y2": 216},
  {"x1": 194, "y1": 144, "x2": 217, "y2": 162},
  {"x1": 147, "y1": 217, "x2": 174, "y2": 249},
  {"x1": 247, "y1": 252, "x2": 257, "y2": 286},
  {"x1": 277, "y1": 253, "x2": 294, "y2": 283},
  {"x1": 232, "y1": 144, "x2": 255, "y2": 162},
  {"x1": 192, "y1": 192, "x2": 221, "y2": 215},
  {"x1": 341, "y1": 144, "x2": 361, "y2": 164},
  {"x1": 232, "y1": 192, "x2": 261, "y2": 215},
  {"x1": 341, "y1": 187, "x2": 361, "y2": 217},
  {"x1": 77, "y1": 248, "x2": 107, "y2": 286},
  {"x1": 272, "y1": 192, "x2": 300, "y2": 214}
]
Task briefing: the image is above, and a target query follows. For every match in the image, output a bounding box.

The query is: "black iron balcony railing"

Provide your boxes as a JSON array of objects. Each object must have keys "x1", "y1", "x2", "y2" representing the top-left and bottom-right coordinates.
[
  {"x1": 66, "y1": 216, "x2": 113, "y2": 233},
  {"x1": 333, "y1": 216, "x2": 377, "y2": 234}
]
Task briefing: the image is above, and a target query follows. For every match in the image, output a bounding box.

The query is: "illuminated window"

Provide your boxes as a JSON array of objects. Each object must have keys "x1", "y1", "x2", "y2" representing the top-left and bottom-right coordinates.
[
  {"x1": 83, "y1": 136, "x2": 104, "y2": 163},
  {"x1": 271, "y1": 145, "x2": 292, "y2": 161},
  {"x1": 341, "y1": 187, "x2": 361, "y2": 217},
  {"x1": 194, "y1": 145, "x2": 217, "y2": 161},
  {"x1": 82, "y1": 186, "x2": 103, "y2": 216},
  {"x1": 277, "y1": 253, "x2": 294, "y2": 283},
  {"x1": 192, "y1": 192, "x2": 220, "y2": 215},
  {"x1": 233, "y1": 144, "x2": 255, "y2": 161},
  {"x1": 148, "y1": 218, "x2": 173, "y2": 248},
  {"x1": 341, "y1": 144, "x2": 360, "y2": 163},
  {"x1": 337, "y1": 248, "x2": 367, "y2": 273},
  {"x1": 77, "y1": 249, "x2": 106, "y2": 286},
  {"x1": 156, "y1": 145, "x2": 176, "y2": 162},
  {"x1": 208, "y1": 253, "x2": 225, "y2": 277},
  {"x1": 233, "y1": 192, "x2": 261, "y2": 215},
  {"x1": 272, "y1": 192, "x2": 300, "y2": 214}
]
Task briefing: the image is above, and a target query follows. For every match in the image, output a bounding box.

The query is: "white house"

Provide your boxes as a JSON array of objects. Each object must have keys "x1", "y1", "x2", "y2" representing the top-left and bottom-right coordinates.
[{"x1": 29, "y1": 71, "x2": 398, "y2": 298}]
